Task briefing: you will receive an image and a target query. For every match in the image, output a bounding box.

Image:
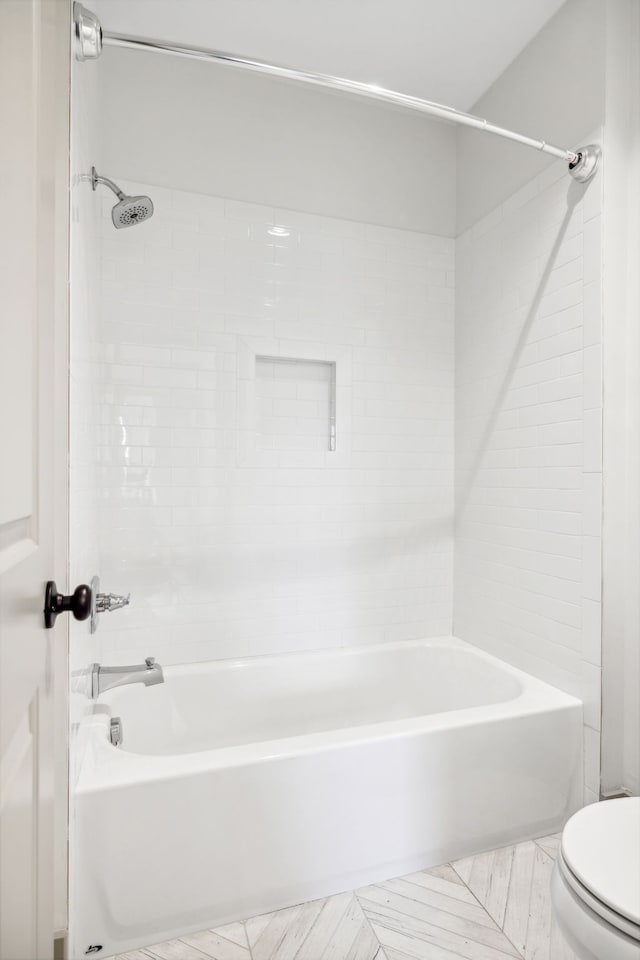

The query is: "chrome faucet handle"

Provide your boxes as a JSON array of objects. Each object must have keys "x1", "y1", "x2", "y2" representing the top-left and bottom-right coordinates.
[
  {"x1": 145, "y1": 657, "x2": 155, "y2": 669},
  {"x1": 89, "y1": 576, "x2": 130, "y2": 633},
  {"x1": 95, "y1": 591, "x2": 131, "y2": 613}
]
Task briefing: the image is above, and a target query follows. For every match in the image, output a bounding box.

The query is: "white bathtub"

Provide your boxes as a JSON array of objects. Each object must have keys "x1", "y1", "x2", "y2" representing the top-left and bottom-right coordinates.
[{"x1": 70, "y1": 636, "x2": 582, "y2": 958}]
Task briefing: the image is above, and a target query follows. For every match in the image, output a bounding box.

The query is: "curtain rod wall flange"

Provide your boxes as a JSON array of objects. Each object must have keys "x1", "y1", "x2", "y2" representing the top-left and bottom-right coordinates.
[
  {"x1": 567, "y1": 145, "x2": 601, "y2": 183},
  {"x1": 72, "y1": 3, "x2": 600, "y2": 182}
]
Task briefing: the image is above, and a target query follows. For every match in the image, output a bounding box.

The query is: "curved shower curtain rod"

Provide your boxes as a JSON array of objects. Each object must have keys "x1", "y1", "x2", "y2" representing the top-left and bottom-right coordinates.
[{"x1": 73, "y1": 2, "x2": 600, "y2": 183}]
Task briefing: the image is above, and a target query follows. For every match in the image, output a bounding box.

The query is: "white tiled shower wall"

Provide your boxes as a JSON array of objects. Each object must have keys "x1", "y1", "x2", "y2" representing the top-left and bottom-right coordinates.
[
  {"x1": 89, "y1": 185, "x2": 455, "y2": 665},
  {"x1": 454, "y1": 136, "x2": 603, "y2": 803}
]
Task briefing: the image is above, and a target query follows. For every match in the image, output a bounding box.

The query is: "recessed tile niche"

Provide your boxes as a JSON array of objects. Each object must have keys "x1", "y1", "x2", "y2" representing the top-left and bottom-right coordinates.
[{"x1": 255, "y1": 356, "x2": 337, "y2": 452}]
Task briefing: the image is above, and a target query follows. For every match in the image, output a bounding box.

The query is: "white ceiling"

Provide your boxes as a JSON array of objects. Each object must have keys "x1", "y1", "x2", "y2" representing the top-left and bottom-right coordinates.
[{"x1": 91, "y1": 0, "x2": 566, "y2": 110}]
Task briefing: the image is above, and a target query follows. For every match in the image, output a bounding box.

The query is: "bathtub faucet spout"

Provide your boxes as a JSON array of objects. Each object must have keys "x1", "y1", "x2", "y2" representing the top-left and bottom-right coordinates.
[{"x1": 90, "y1": 656, "x2": 164, "y2": 699}]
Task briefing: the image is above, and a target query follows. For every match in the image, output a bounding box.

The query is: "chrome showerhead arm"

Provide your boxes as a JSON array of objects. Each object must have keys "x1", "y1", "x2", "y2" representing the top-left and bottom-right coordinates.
[{"x1": 91, "y1": 166, "x2": 125, "y2": 200}]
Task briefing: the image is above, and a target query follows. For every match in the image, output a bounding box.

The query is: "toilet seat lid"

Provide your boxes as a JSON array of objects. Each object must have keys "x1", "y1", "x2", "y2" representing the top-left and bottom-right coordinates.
[{"x1": 562, "y1": 797, "x2": 640, "y2": 926}]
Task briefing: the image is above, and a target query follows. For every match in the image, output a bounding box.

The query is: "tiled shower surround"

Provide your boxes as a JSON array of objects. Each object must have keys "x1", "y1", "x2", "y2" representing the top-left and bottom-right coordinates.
[
  {"x1": 79, "y1": 153, "x2": 603, "y2": 800},
  {"x1": 454, "y1": 143, "x2": 603, "y2": 802},
  {"x1": 88, "y1": 187, "x2": 455, "y2": 665}
]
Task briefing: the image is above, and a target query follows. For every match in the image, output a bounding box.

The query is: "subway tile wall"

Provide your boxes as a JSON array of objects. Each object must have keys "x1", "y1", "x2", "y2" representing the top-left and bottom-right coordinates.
[
  {"x1": 88, "y1": 184, "x2": 455, "y2": 665},
  {"x1": 454, "y1": 134, "x2": 603, "y2": 804}
]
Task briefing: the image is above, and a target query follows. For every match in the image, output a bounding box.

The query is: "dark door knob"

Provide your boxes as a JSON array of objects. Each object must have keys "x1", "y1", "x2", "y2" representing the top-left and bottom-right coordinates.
[{"x1": 44, "y1": 580, "x2": 92, "y2": 629}]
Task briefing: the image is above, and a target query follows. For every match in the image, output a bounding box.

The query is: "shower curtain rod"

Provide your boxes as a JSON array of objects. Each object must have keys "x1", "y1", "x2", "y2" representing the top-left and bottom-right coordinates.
[{"x1": 73, "y1": 2, "x2": 599, "y2": 181}]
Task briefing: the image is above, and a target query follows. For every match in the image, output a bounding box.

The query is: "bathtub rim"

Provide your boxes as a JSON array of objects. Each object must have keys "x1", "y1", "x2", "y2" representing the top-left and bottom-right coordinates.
[{"x1": 76, "y1": 636, "x2": 582, "y2": 791}]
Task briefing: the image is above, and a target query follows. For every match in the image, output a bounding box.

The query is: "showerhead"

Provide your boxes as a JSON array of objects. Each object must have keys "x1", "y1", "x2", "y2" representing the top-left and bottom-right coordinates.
[
  {"x1": 90, "y1": 167, "x2": 154, "y2": 229},
  {"x1": 111, "y1": 195, "x2": 154, "y2": 229}
]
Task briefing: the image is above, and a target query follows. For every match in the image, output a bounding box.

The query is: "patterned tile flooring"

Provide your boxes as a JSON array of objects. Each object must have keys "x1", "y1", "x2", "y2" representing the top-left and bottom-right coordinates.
[{"x1": 117, "y1": 834, "x2": 575, "y2": 960}]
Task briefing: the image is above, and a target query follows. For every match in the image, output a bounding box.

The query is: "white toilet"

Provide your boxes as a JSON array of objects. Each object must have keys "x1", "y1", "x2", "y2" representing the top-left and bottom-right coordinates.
[{"x1": 551, "y1": 796, "x2": 640, "y2": 960}]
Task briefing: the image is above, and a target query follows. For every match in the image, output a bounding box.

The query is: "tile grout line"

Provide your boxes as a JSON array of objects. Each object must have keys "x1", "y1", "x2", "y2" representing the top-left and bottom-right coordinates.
[
  {"x1": 186, "y1": 930, "x2": 248, "y2": 958},
  {"x1": 242, "y1": 920, "x2": 256, "y2": 960},
  {"x1": 158, "y1": 939, "x2": 216, "y2": 960},
  {"x1": 523, "y1": 841, "x2": 547, "y2": 958},
  {"x1": 450, "y1": 857, "x2": 527, "y2": 960},
  {"x1": 506, "y1": 845, "x2": 535, "y2": 960},
  {"x1": 292, "y1": 896, "x2": 332, "y2": 960},
  {"x1": 357, "y1": 895, "x2": 523, "y2": 960},
  {"x1": 353, "y1": 890, "x2": 387, "y2": 960},
  {"x1": 369, "y1": 872, "x2": 516, "y2": 931},
  {"x1": 370, "y1": 929, "x2": 510, "y2": 960}
]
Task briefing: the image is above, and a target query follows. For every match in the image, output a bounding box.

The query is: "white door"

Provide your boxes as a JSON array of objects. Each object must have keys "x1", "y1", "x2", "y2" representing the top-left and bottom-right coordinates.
[{"x1": 0, "y1": 1, "x2": 70, "y2": 957}]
